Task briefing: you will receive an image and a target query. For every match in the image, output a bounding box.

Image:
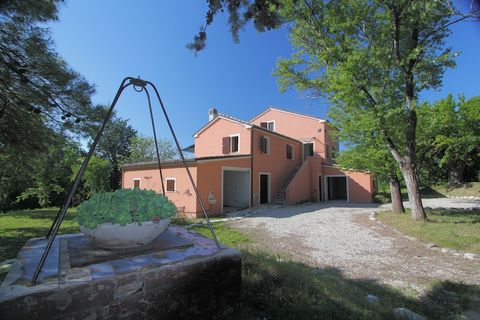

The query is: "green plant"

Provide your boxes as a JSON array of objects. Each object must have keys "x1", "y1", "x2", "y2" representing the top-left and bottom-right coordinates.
[{"x1": 76, "y1": 189, "x2": 177, "y2": 229}]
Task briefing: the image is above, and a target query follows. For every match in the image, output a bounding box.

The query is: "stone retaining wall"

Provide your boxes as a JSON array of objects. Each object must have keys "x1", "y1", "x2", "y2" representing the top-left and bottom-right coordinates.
[{"x1": 0, "y1": 228, "x2": 241, "y2": 319}]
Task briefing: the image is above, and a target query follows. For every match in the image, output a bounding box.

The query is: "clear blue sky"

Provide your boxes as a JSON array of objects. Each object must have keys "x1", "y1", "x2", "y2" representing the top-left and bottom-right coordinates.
[{"x1": 49, "y1": 1, "x2": 480, "y2": 149}]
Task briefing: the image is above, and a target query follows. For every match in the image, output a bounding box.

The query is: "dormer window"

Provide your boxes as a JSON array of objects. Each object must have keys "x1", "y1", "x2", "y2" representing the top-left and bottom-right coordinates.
[{"x1": 260, "y1": 121, "x2": 275, "y2": 131}]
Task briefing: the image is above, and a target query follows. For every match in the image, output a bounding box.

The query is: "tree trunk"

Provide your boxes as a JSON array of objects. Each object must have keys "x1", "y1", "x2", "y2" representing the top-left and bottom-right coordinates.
[
  {"x1": 448, "y1": 160, "x2": 466, "y2": 186},
  {"x1": 389, "y1": 173, "x2": 405, "y2": 213},
  {"x1": 401, "y1": 165, "x2": 426, "y2": 221}
]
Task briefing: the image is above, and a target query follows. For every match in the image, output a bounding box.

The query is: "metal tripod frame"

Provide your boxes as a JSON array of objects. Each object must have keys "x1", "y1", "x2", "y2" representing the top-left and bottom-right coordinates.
[{"x1": 32, "y1": 77, "x2": 220, "y2": 285}]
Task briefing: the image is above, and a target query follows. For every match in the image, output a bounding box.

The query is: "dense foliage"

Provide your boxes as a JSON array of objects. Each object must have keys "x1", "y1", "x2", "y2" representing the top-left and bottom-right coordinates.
[
  {"x1": 76, "y1": 189, "x2": 177, "y2": 229},
  {"x1": 417, "y1": 95, "x2": 480, "y2": 186},
  {"x1": 0, "y1": 2, "x2": 179, "y2": 211},
  {"x1": 274, "y1": 0, "x2": 479, "y2": 221}
]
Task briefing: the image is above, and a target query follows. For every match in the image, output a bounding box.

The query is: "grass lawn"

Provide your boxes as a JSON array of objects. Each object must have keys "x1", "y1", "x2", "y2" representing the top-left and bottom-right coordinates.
[
  {"x1": 0, "y1": 208, "x2": 79, "y2": 262},
  {"x1": 378, "y1": 209, "x2": 480, "y2": 254},
  {"x1": 429, "y1": 182, "x2": 480, "y2": 198}
]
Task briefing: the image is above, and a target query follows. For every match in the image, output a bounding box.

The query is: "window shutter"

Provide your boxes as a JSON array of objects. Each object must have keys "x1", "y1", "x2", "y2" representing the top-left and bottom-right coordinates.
[
  {"x1": 222, "y1": 137, "x2": 231, "y2": 154},
  {"x1": 167, "y1": 179, "x2": 175, "y2": 192},
  {"x1": 260, "y1": 122, "x2": 267, "y2": 129},
  {"x1": 260, "y1": 136, "x2": 265, "y2": 152}
]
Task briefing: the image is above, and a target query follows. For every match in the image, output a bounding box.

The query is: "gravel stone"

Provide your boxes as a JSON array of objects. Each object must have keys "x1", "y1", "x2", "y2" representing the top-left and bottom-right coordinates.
[{"x1": 229, "y1": 198, "x2": 480, "y2": 293}]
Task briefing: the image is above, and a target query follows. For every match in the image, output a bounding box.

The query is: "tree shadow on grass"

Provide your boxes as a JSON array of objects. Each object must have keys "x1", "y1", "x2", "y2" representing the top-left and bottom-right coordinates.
[
  {"x1": 425, "y1": 208, "x2": 480, "y2": 224},
  {"x1": 225, "y1": 250, "x2": 480, "y2": 320},
  {"x1": 421, "y1": 186, "x2": 447, "y2": 198}
]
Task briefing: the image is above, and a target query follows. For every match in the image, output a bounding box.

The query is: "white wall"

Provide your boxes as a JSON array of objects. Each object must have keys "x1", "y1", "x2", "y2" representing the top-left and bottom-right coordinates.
[{"x1": 223, "y1": 170, "x2": 250, "y2": 208}]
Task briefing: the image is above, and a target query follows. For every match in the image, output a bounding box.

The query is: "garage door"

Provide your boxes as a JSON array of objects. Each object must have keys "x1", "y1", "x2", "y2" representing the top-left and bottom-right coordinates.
[
  {"x1": 327, "y1": 176, "x2": 348, "y2": 200},
  {"x1": 223, "y1": 170, "x2": 250, "y2": 210}
]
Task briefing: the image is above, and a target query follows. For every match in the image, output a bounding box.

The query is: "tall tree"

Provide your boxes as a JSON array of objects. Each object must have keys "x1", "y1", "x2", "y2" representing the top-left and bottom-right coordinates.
[
  {"x1": 1, "y1": 0, "x2": 95, "y2": 145},
  {"x1": 329, "y1": 105, "x2": 406, "y2": 213},
  {"x1": 0, "y1": 0, "x2": 98, "y2": 209},
  {"x1": 73, "y1": 155, "x2": 112, "y2": 200},
  {"x1": 91, "y1": 113, "x2": 137, "y2": 190},
  {"x1": 121, "y1": 135, "x2": 179, "y2": 165},
  {"x1": 417, "y1": 95, "x2": 480, "y2": 186},
  {"x1": 274, "y1": 0, "x2": 479, "y2": 221},
  {"x1": 337, "y1": 145, "x2": 405, "y2": 213},
  {"x1": 15, "y1": 133, "x2": 80, "y2": 207}
]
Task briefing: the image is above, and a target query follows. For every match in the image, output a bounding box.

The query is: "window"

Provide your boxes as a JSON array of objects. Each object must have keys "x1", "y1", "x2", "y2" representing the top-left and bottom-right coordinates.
[
  {"x1": 286, "y1": 144, "x2": 294, "y2": 160},
  {"x1": 222, "y1": 135, "x2": 240, "y2": 154},
  {"x1": 133, "y1": 179, "x2": 140, "y2": 189},
  {"x1": 261, "y1": 136, "x2": 270, "y2": 154},
  {"x1": 166, "y1": 178, "x2": 176, "y2": 192},
  {"x1": 326, "y1": 144, "x2": 330, "y2": 159},
  {"x1": 260, "y1": 121, "x2": 275, "y2": 131},
  {"x1": 230, "y1": 135, "x2": 239, "y2": 153},
  {"x1": 303, "y1": 143, "x2": 314, "y2": 160}
]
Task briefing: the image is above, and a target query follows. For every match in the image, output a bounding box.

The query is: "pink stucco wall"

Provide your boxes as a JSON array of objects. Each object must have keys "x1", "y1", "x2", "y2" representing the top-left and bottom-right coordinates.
[
  {"x1": 194, "y1": 117, "x2": 252, "y2": 158},
  {"x1": 251, "y1": 127, "x2": 303, "y2": 205},
  {"x1": 196, "y1": 157, "x2": 252, "y2": 214},
  {"x1": 322, "y1": 165, "x2": 373, "y2": 203},
  {"x1": 251, "y1": 108, "x2": 325, "y2": 143},
  {"x1": 121, "y1": 108, "x2": 374, "y2": 213},
  {"x1": 251, "y1": 108, "x2": 339, "y2": 163},
  {"x1": 286, "y1": 159, "x2": 311, "y2": 204},
  {"x1": 122, "y1": 165, "x2": 199, "y2": 216}
]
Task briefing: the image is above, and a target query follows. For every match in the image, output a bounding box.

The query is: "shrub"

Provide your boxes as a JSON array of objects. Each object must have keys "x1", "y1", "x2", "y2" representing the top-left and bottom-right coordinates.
[{"x1": 76, "y1": 189, "x2": 177, "y2": 229}]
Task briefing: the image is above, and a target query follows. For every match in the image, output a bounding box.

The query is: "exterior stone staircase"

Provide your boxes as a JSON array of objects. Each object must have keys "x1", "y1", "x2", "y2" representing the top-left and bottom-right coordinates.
[{"x1": 272, "y1": 167, "x2": 301, "y2": 205}]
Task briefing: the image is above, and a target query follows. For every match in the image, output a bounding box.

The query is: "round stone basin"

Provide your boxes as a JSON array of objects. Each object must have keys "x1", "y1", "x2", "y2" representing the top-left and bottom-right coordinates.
[{"x1": 79, "y1": 219, "x2": 171, "y2": 249}]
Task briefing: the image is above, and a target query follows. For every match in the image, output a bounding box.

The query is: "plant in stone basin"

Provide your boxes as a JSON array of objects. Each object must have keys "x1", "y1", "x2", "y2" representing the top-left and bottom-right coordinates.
[{"x1": 76, "y1": 188, "x2": 177, "y2": 230}]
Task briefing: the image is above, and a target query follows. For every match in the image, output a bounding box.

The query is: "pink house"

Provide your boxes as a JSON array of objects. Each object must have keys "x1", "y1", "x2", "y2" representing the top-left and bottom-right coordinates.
[{"x1": 121, "y1": 107, "x2": 374, "y2": 218}]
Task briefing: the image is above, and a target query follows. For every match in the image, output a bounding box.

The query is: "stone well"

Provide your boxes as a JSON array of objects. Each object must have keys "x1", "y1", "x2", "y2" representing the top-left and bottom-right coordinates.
[{"x1": 0, "y1": 226, "x2": 241, "y2": 319}]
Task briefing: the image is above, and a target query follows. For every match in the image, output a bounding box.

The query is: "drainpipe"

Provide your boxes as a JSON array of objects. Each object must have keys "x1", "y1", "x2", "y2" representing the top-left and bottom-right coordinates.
[{"x1": 250, "y1": 126, "x2": 254, "y2": 207}]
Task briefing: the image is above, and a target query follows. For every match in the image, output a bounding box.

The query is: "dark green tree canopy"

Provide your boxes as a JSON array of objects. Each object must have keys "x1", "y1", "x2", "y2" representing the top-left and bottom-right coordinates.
[
  {"x1": 189, "y1": 0, "x2": 282, "y2": 52},
  {"x1": 1, "y1": 0, "x2": 96, "y2": 148},
  {"x1": 273, "y1": 0, "x2": 479, "y2": 221}
]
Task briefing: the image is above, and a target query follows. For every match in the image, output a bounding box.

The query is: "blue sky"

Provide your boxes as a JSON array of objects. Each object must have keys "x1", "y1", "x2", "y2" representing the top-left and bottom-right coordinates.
[{"x1": 49, "y1": 1, "x2": 480, "y2": 148}]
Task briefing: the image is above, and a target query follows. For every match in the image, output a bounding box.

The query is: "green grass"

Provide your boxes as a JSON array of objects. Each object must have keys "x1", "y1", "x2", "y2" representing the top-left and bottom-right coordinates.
[
  {"x1": 190, "y1": 223, "x2": 250, "y2": 247},
  {"x1": 378, "y1": 209, "x2": 480, "y2": 254},
  {"x1": 374, "y1": 182, "x2": 480, "y2": 203},
  {"x1": 0, "y1": 208, "x2": 79, "y2": 262},
  {"x1": 428, "y1": 182, "x2": 480, "y2": 198}
]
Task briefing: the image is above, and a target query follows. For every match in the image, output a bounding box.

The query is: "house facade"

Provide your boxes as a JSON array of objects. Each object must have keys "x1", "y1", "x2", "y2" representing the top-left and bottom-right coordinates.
[{"x1": 121, "y1": 107, "x2": 374, "y2": 218}]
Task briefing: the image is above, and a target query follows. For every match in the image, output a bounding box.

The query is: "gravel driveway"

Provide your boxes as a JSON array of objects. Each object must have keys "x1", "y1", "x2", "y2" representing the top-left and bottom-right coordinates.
[{"x1": 228, "y1": 198, "x2": 480, "y2": 293}]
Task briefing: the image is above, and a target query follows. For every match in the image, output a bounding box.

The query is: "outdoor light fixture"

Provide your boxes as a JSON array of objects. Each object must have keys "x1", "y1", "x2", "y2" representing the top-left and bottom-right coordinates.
[{"x1": 31, "y1": 77, "x2": 220, "y2": 285}]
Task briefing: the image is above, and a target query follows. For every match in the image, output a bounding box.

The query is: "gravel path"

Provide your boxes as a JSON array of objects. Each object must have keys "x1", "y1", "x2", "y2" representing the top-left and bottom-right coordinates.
[{"x1": 229, "y1": 198, "x2": 480, "y2": 293}]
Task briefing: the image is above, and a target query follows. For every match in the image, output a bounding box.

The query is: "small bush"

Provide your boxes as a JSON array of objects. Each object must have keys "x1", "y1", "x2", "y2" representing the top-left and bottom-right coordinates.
[
  {"x1": 76, "y1": 189, "x2": 177, "y2": 229},
  {"x1": 373, "y1": 193, "x2": 390, "y2": 204}
]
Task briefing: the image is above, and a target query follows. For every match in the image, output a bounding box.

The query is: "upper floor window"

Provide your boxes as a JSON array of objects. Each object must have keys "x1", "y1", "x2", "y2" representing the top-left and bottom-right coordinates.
[
  {"x1": 222, "y1": 134, "x2": 240, "y2": 154},
  {"x1": 303, "y1": 142, "x2": 314, "y2": 160},
  {"x1": 286, "y1": 144, "x2": 294, "y2": 160},
  {"x1": 230, "y1": 135, "x2": 239, "y2": 153},
  {"x1": 261, "y1": 136, "x2": 270, "y2": 154},
  {"x1": 166, "y1": 178, "x2": 176, "y2": 192},
  {"x1": 260, "y1": 121, "x2": 275, "y2": 131},
  {"x1": 326, "y1": 144, "x2": 331, "y2": 159}
]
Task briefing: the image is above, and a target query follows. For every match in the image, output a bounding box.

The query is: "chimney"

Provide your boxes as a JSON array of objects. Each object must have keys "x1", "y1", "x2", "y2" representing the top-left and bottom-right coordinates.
[{"x1": 208, "y1": 107, "x2": 218, "y2": 122}]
